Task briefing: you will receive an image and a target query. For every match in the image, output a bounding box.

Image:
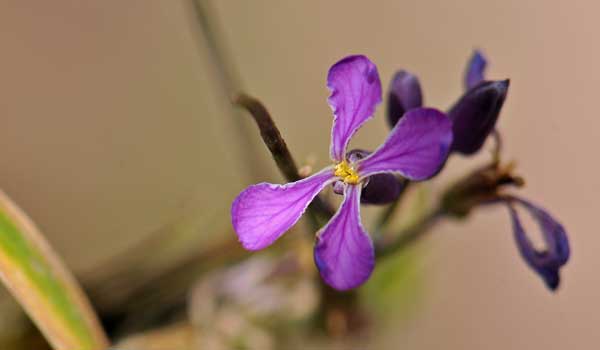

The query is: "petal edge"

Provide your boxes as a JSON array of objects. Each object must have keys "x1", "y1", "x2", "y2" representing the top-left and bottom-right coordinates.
[{"x1": 232, "y1": 168, "x2": 336, "y2": 250}]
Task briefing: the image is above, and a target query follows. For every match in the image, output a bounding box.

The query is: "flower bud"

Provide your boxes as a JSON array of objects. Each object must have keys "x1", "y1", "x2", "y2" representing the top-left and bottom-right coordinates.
[
  {"x1": 448, "y1": 79, "x2": 509, "y2": 155},
  {"x1": 387, "y1": 70, "x2": 423, "y2": 127}
]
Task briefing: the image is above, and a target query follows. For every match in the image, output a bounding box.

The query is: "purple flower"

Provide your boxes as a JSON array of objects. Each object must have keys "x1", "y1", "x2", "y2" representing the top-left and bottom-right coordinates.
[
  {"x1": 231, "y1": 55, "x2": 453, "y2": 290},
  {"x1": 387, "y1": 50, "x2": 509, "y2": 156},
  {"x1": 504, "y1": 196, "x2": 570, "y2": 291}
]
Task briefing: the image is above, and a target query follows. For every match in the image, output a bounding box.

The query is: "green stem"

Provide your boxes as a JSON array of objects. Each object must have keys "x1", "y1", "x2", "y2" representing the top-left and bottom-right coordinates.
[
  {"x1": 376, "y1": 207, "x2": 445, "y2": 259},
  {"x1": 372, "y1": 180, "x2": 410, "y2": 236},
  {"x1": 189, "y1": 0, "x2": 268, "y2": 181}
]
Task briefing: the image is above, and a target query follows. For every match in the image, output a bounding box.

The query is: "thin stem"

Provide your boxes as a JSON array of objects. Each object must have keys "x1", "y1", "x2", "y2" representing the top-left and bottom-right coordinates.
[
  {"x1": 188, "y1": 0, "x2": 268, "y2": 180},
  {"x1": 189, "y1": 1, "x2": 334, "y2": 224},
  {"x1": 372, "y1": 180, "x2": 410, "y2": 235},
  {"x1": 491, "y1": 129, "x2": 503, "y2": 164},
  {"x1": 376, "y1": 207, "x2": 445, "y2": 259},
  {"x1": 235, "y1": 93, "x2": 335, "y2": 225},
  {"x1": 234, "y1": 94, "x2": 301, "y2": 181}
]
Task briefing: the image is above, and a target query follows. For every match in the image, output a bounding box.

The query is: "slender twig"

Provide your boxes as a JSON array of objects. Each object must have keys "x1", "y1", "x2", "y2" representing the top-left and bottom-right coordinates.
[
  {"x1": 188, "y1": 0, "x2": 268, "y2": 180},
  {"x1": 491, "y1": 129, "x2": 503, "y2": 163},
  {"x1": 234, "y1": 94, "x2": 301, "y2": 181},
  {"x1": 189, "y1": 0, "x2": 241, "y2": 96},
  {"x1": 235, "y1": 93, "x2": 335, "y2": 223},
  {"x1": 376, "y1": 207, "x2": 445, "y2": 259},
  {"x1": 189, "y1": 1, "x2": 334, "y2": 222},
  {"x1": 372, "y1": 179, "x2": 410, "y2": 235}
]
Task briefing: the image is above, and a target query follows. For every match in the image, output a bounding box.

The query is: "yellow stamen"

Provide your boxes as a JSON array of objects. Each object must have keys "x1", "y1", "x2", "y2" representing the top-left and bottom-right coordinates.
[{"x1": 334, "y1": 160, "x2": 360, "y2": 184}]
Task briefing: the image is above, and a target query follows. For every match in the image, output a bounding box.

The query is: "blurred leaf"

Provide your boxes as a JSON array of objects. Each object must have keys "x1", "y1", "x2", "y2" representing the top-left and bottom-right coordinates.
[
  {"x1": 362, "y1": 185, "x2": 431, "y2": 316},
  {"x1": 362, "y1": 249, "x2": 422, "y2": 317},
  {"x1": 0, "y1": 190, "x2": 108, "y2": 350}
]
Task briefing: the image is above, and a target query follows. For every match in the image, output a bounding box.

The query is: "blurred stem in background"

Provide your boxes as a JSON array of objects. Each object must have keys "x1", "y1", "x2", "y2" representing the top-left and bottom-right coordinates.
[{"x1": 188, "y1": 0, "x2": 270, "y2": 181}]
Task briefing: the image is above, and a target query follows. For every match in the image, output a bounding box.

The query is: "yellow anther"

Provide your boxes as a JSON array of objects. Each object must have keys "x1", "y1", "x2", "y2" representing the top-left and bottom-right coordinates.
[{"x1": 334, "y1": 160, "x2": 360, "y2": 184}]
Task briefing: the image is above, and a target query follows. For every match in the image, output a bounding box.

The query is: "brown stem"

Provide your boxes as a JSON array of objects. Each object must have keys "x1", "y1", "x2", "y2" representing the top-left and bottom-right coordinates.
[
  {"x1": 316, "y1": 284, "x2": 368, "y2": 338},
  {"x1": 235, "y1": 93, "x2": 335, "y2": 223},
  {"x1": 234, "y1": 94, "x2": 301, "y2": 181}
]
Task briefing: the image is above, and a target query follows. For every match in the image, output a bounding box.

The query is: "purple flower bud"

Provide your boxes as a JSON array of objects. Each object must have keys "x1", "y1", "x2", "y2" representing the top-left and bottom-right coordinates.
[
  {"x1": 465, "y1": 50, "x2": 487, "y2": 90},
  {"x1": 332, "y1": 149, "x2": 404, "y2": 205},
  {"x1": 448, "y1": 79, "x2": 509, "y2": 155},
  {"x1": 506, "y1": 197, "x2": 570, "y2": 291},
  {"x1": 387, "y1": 70, "x2": 423, "y2": 127},
  {"x1": 361, "y1": 173, "x2": 405, "y2": 205}
]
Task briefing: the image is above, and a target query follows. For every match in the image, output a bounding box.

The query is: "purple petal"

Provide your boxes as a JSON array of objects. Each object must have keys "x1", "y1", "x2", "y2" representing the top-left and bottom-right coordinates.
[
  {"x1": 387, "y1": 70, "x2": 423, "y2": 128},
  {"x1": 314, "y1": 185, "x2": 374, "y2": 290},
  {"x1": 357, "y1": 108, "x2": 453, "y2": 181},
  {"x1": 328, "y1": 55, "x2": 382, "y2": 162},
  {"x1": 465, "y1": 50, "x2": 487, "y2": 89},
  {"x1": 506, "y1": 197, "x2": 570, "y2": 291},
  {"x1": 231, "y1": 168, "x2": 336, "y2": 250}
]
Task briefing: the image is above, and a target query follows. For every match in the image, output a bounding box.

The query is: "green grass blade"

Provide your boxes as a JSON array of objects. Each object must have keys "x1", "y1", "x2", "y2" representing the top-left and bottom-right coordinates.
[{"x1": 0, "y1": 190, "x2": 108, "y2": 350}]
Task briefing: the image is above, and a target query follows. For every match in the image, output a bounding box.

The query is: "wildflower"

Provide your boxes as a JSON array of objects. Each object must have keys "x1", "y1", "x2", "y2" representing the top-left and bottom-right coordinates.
[
  {"x1": 387, "y1": 50, "x2": 509, "y2": 156},
  {"x1": 231, "y1": 55, "x2": 453, "y2": 290}
]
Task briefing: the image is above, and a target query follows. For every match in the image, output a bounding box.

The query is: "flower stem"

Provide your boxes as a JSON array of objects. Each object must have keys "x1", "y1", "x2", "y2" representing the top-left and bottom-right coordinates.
[
  {"x1": 188, "y1": 0, "x2": 269, "y2": 181},
  {"x1": 235, "y1": 93, "x2": 335, "y2": 227},
  {"x1": 376, "y1": 207, "x2": 445, "y2": 259},
  {"x1": 372, "y1": 180, "x2": 410, "y2": 236},
  {"x1": 491, "y1": 129, "x2": 503, "y2": 164},
  {"x1": 234, "y1": 94, "x2": 302, "y2": 182}
]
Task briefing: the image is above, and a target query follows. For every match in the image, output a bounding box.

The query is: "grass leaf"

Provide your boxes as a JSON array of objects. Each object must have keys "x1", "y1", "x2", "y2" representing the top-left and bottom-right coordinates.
[{"x1": 0, "y1": 190, "x2": 108, "y2": 350}]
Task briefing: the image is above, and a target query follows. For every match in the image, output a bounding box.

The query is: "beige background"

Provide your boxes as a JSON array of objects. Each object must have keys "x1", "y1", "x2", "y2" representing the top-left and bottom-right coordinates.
[{"x1": 0, "y1": 1, "x2": 596, "y2": 348}]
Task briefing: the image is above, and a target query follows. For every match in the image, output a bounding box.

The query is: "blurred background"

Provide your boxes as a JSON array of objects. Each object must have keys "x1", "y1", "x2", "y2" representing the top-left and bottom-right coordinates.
[{"x1": 0, "y1": 1, "x2": 596, "y2": 349}]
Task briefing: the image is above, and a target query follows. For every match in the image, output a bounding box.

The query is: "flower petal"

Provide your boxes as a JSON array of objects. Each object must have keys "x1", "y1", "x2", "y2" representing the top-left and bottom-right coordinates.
[
  {"x1": 231, "y1": 168, "x2": 336, "y2": 251},
  {"x1": 506, "y1": 197, "x2": 570, "y2": 291},
  {"x1": 314, "y1": 185, "x2": 374, "y2": 290},
  {"x1": 465, "y1": 49, "x2": 487, "y2": 89},
  {"x1": 328, "y1": 55, "x2": 382, "y2": 162},
  {"x1": 357, "y1": 108, "x2": 453, "y2": 180},
  {"x1": 387, "y1": 70, "x2": 423, "y2": 127}
]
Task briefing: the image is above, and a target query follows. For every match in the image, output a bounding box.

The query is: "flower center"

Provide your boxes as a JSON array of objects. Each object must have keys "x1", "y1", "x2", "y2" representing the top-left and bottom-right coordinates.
[{"x1": 334, "y1": 160, "x2": 360, "y2": 184}]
